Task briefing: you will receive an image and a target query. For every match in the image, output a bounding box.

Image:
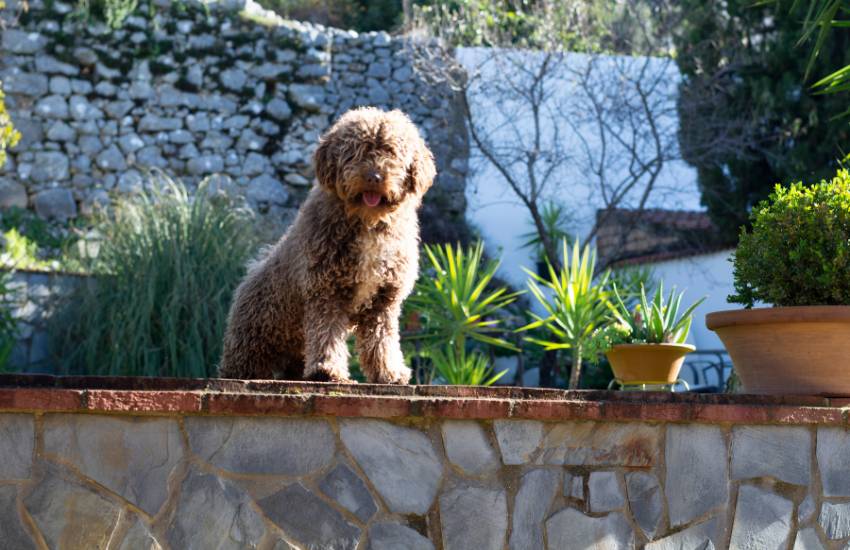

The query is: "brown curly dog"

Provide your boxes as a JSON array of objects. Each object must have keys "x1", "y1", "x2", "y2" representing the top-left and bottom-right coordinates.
[{"x1": 218, "y1": 107, "x2": 435, "y2": 383}]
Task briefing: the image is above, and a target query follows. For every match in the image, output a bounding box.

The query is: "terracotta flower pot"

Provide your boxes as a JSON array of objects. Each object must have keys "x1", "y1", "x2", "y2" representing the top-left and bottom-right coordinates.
[
  {"x1": 706, "y1": 306, "x2": 850, "y2": 396},
  {"x1": 605, "y1": 343, "x2": 695, "y2": 385}
]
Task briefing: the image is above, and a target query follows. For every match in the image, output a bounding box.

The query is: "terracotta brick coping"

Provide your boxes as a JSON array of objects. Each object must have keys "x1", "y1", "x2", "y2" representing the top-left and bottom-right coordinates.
[{"x1": 0, "y1": 374, "x2": 849, "y2": 425}]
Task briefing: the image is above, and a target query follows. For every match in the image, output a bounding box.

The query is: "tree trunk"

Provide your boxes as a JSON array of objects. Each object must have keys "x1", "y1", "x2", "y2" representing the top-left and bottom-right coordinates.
[{"x1": 568, "y1": 345, "x2": 582, "y2": 389}]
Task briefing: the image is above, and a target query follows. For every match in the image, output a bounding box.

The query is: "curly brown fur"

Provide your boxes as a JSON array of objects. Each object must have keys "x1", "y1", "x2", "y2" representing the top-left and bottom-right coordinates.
[{"x1": 219, "y1": 107, "x2": 435, "y2": 383}]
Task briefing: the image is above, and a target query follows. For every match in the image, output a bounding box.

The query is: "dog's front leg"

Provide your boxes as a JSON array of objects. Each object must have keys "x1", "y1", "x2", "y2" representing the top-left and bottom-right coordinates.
[
  {"x1": 303, "y1": 301, "x2": 353, "y2": 382},
  {"x1": 354, "y1": 297, "x2": 411, "y2": 384}
]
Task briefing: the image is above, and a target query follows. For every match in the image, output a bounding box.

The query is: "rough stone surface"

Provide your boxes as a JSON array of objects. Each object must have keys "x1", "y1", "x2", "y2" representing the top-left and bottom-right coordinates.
[
  {"x1": 25, "y1": 471, "x2": 122, "y2": 550},
  {"x1": 493, "y1": 420, "x2": 543, "y2": 465},
  {"x1": 318, "y1": 463, "x2": 378, "y2": 523},
  {"x1": 441, "y1": 420, "x2": 499, "y2": 475},
  {"x1": 589, "y1": 471, "x2": 625, "y2": 512},
  {"x1": 626, "y1": 471, "x2": 663, "y2": 540},
  {"x1": 340, "y1": 419, "x2": 442, "y2": 515},
  {"x1": 730, "y1": 485, "x2": 793, "y2": 549},
  {"x1": 545, "y1": 508, "x2": 633, "y2": 550},
  {"x1": 31, "y1": 151, "x2": 69, "y2": 182},
  {"x1": 0, "y1": 414, "x2": 34, "y2": 479},
  {"x1": 817, "y1": 427, "x2": 850, "y2": 496},
  {"x1": 665, "y1": 424, "x2": 728, "y2": 527},
  {"x1": 564, "y1": 472, "x2": 584, "y2": 499},
  {"x1": 258, "y1": 483, "x2": 361, "y2": 550},
  {"x1": 509, "y1": 469, "x2": 559, "y2": 550},
  {"x1": 166, "y1": 468, "x2": 265, "y2": 550},
  {"x1": 0, "y1": 485, "x2": 36, "y2": 550},
  {"x1": 118, "y1": 519, "x2": 163, "y2": 550},
  {"x1": 794, "y1": 528, "x2": 826, "y2": 550},
  {"x1": 440, "y1": 484, "x2": 507, "y2": 550},
  {"x1": 731, "y1": 425, "x2": 811, "y2": 485},
  {"x1": 187, "y1": 416, "x2": 335, "y2": 476},
  {"x1": 819, "y1": 502, "x2": 850, "y2": 540},
  {"x1": 369, "y1": 523, "x2": 434, "y2": 550},
  {"x1": 43, "y1": 414, "x2": 183, "y2": 515},
  {"x1": 539, "y1": 421, "x2": 660, "y2": 467},
  {"x1": 33, "y1": 188, "x2": 76, "y2": 221},
  {"x1": 645, "y1": 516, "x2": 723, "y2": 550}
]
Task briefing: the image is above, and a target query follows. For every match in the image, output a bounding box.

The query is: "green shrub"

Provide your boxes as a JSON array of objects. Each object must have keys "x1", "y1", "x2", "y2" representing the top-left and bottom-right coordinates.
[
  {"x1": 730, "y1": 168, "x2": 850, "y2": 307},
  {"x1": 0, "y1": 79, "x2": 20, "y2": 170},
  {"x1": 52, "y1": 174, "x2": 258, "y2": 377},
  {"x1": 0, "y1": 272, "x2": 18, "y2": 372}
]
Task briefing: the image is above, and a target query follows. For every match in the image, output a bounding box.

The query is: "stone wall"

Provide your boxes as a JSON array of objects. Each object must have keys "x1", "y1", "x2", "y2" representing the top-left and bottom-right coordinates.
[
  {"x1": 0, "y1": 0, "x2": 470, "y2": 242},
  {"x1": 0, "y1": 376, "x2": 847, "y2": 549}
]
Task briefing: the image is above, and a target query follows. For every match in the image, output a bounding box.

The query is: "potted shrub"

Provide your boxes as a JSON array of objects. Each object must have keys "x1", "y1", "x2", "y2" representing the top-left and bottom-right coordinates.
[
  {"x1": 706, "y1": 169, "x2": 850, "y2": 395},
  {"x1": 595, "y1": 283, "x2": 704, "y2": 388}
]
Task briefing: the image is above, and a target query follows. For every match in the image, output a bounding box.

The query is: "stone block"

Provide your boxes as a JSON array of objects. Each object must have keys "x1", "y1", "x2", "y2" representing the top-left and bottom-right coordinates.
[
  {"x1": 340, "y1": 419, "x2": 442, "y2": 515},
  {"x1": 118, "y1": 518, "x2": 163, "y2": 550},
  {"x1": 441, "y1": 420, "x2": 499, "y2": 476},
  {"x1": 730, "y1": 485, "x2": 793, "y2": 549},
  {"x1": 2, "y1": 30, "x2": 47, "y2": 54},
  {"x1": 731, "y1": 425, "x2": 811, "y2": 485},
  {"x1": 440, "y1": 484, "x2": 507, "y2": 550},
  {"x1": 645, "y1": 516, "x2": 723, "y2": 550},
  {"x1": 539, "y1": 421, "x2": 661, "y2": 467},
  {"x1": 187, "y1": 416, "x2": 335, "y2": 476},
  {"x1": 665, "y1": 424, "x2": 728, "y2": 527},
  {"x1": 817, "y1": 427, "x2": 850, "y2": 496},
  {"x1": 819, "y1": 502, "x2": 850, "y2": 539},
  {"x1": 626, "y1": 471, "x2": 663, "y2": 540},
  {"x1": 166, "y1": 468, "x2": 265, "y2": 550},
  {"x1": 564, "y1": 472, "x2": 584, "y2": 499},
  {"x1": 369, "y1": 522, "x2": 433, "y2": 550},
  {"x1": 509, "y1": 469, "x2": 559, "y2": 550},
  {"x1": 319, "y1": 463, "x2": 377, "y2": 523},
  {"x1": 0, "y1": 485, "x2": 36, "y2": 549},
  {"x1": 43, "y1": 414, "x2": 184, "y2": 515},
  {"x1": 794, "y1": 528, "x2": 826, "y2": 550},
  {"x1": 31, "y1": 151, "x2": 70, "y2": 182},
  {"x1": 545, "y1": 508, "x2": 633, "y2": 550},
  {"x1": 0, "y1": 414, "x2": 33, "y2": 480},
  {"x1": 0, "y1": 178, "x2": 28, "y2": 209},
  {"x1": 589, "y1": 471, "x2": 625, "y2": 512},
  {"x1": 493, "y1": 419, "x2": 543, "y2": 465},
  {"x1": 258, "y1": 482, "x2": 361, "y2": 550}
]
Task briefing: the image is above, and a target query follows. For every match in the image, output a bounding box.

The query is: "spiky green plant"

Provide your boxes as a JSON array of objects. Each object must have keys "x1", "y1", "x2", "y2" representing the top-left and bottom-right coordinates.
[
  {"x1": 608, "y1": 282, "x2": 705, "y2": 345},
  {"x1": 519, "y1": 239, "x2": 612, "y2": 389},
  {"x1": 430, "y1": 345, "x2": 507, "y2": 386},
  {"x1": 52, "y1": 173, "x2": 258, "y2": 377}
]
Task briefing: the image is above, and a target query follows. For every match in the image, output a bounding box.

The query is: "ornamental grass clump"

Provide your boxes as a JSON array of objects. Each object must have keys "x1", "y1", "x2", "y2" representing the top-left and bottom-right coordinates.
[
  {"x1": 730, "y1": 168, "x2": 850, "y2": 308},
  {"x1": 52, "y1": 174, "x2": 258, "y2": 377}
]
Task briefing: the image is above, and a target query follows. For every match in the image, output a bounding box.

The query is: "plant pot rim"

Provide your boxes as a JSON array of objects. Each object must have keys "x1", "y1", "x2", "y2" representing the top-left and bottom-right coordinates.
[
  {"x1": 706, "y1": 305, "x2": 850, "y2": 330},
  {"x1": 610, "y1": 343, "x2": 696, "y2": 352}
]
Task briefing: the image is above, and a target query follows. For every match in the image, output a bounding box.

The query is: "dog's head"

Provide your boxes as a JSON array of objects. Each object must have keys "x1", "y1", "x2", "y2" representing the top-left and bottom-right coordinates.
[{"x1": 313, "y1": 107, "x2": 436, "y2": 225}]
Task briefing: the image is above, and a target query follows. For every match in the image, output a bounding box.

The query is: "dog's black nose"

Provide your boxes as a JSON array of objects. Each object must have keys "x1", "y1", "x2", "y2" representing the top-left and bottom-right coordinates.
[{"x1": 366, "y1": 170, "x2": 383, "y2": 185}]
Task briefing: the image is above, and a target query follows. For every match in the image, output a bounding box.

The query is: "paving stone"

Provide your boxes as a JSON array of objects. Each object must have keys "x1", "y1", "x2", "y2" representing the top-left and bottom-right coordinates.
[
  {"x1": 440, "y1": 484, "x2": 506, "y2": 550},
  {"x1": 166, "y1": 468, "x2": 265, "y2": 550},
  {"x1": 626, "y1": 471, "x2": 663, "y2": 540},
  {"x1": 799, "y1": 495, "x2": 816, "y2": 524},
  {"x1": 794, "y1": 528, "x2": 826, "y2": 550},
  {"x1": 258, "y1": 482, "x2": 361, "y2": 550},
  {"x1": 341, "y1": 419, "x2": 442, "y2": 515},
  {"x1": 369, "y1": 522, "x2": 433, "y2": 550},
  {"x1": 118, "y1": 518, "x2": 163, "y2": 550},
  {"x1": 819, "y1": 502, "x2": 850, "y2": 539},
  {"x1": 43, "y1": 414, "x2": 183, "y2": 515},
  {"x1": 817, "y1": 427, "x2": 850, "y2": 496},
  {"x1": 187, "y1": 416, "x2": 334, "y2": 476},
  {"x1": 589, "y1": 471, "x2": 625, "y2": 512},
  {"x1": 665, "y1": 424, "x2": 728, "y2": 527},
  {"x1": 564, "y1": 472, "x2": 583, "y2": 499},
  {"x1": 730, "y1": 485, "x2": 793, "y2": 549},
  {"x1": 545, "y1": 508, "x2": 633, "y2": 550},
  {"x1": 509, "y1": 469, "x2": 559, "y2": 550},
  {"x1": 539, "y1": 421, "x2": 661, "y2": 467},
  {"x1": 645, "y1": 516, "x2": 723, "y2": 550},
  {"x1": 0, "y1": 485, "x2": 36, "y2": 550},
  {"x1": 33, "y1": 188, "x2": 76, "y2": 221},
  {"x1": 25, "y1": 471, "x2": 122, "y2": 550},
  {"x1": 493, "y1": 420, "x2": 543, "y2": 465},
  {"x1": 731, "y1": 425, "x2": 811, "y2": 485},
  {"x1": 0, "y1": 415, "x2": 33, "y2": 480},
  {"x1": 441, "y1": 420, "x2": 499, "y2": 476},
  {"x1": 319, "y1": 463, "x2": 378, "y2": 523}
]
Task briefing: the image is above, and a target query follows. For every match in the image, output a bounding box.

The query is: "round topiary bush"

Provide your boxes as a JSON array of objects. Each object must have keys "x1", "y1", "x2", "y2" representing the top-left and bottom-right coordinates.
[{"x1": 730, "y1": 168, "x2": 850, "y2": 308}]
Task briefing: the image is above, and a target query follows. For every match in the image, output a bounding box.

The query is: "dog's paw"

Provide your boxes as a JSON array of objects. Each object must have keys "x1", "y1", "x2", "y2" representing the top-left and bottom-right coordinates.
[
  {"x1": 306, "y1": 369, "x2": 356, "y2": 384},
  {"x1": 376, "y1": 364, "x2": 412, "y2": 385}
]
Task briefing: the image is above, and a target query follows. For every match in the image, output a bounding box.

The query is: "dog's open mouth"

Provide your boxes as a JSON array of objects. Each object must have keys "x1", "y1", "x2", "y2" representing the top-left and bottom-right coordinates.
[{"x1": 361, "y1": 192, "x2": 384, "y2": 207}]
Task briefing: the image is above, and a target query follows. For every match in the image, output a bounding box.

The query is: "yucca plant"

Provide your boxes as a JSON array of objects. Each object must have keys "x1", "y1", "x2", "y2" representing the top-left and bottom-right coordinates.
[
  {"x1": 608, "y1": 282, "x2": 705, "y2": 345},
  {"x1": 430, "y1": 345, "x2": 507, "y2": 386},
  {"x1": 51, "y1": 173, "x2": 258, "y2": 377},
  {"x1": 519, "y1": 239, "x2": 612, "y2": 389},
  {"x1": 406, "y1": 241, "x2": 520, "y2": 385},
  {"x1": 519, "y1": 201, "x2": 572, "y2": 264}
]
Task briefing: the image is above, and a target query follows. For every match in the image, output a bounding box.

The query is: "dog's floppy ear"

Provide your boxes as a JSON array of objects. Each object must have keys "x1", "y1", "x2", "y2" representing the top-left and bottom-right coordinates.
[
  {"x1": 313, "y1": 132, "x2": 338, "y2": 191},
  {"x1": 406, "y1": 137, "x2": 436, "y2": 198}
]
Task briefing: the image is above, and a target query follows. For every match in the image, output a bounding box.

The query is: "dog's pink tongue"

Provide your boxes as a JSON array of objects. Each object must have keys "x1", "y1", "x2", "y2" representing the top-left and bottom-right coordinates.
[{"x1": 362, "y1": 192, "x2": 382, "y2": 207}]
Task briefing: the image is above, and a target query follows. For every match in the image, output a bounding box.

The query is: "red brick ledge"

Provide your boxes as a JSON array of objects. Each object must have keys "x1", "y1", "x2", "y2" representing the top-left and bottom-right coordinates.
[{"x1": 0, "y1": 374, "x2": 848, "y2": 425}]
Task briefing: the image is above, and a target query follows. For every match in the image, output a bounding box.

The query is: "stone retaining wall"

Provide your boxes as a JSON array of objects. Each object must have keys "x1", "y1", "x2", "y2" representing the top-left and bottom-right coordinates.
[
  {"x1": 0, "y1": 0, "x2": 470, "y2": 242},
  {"x1": 0, "y1": 376, "x2": 847, "y2": 549}
]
